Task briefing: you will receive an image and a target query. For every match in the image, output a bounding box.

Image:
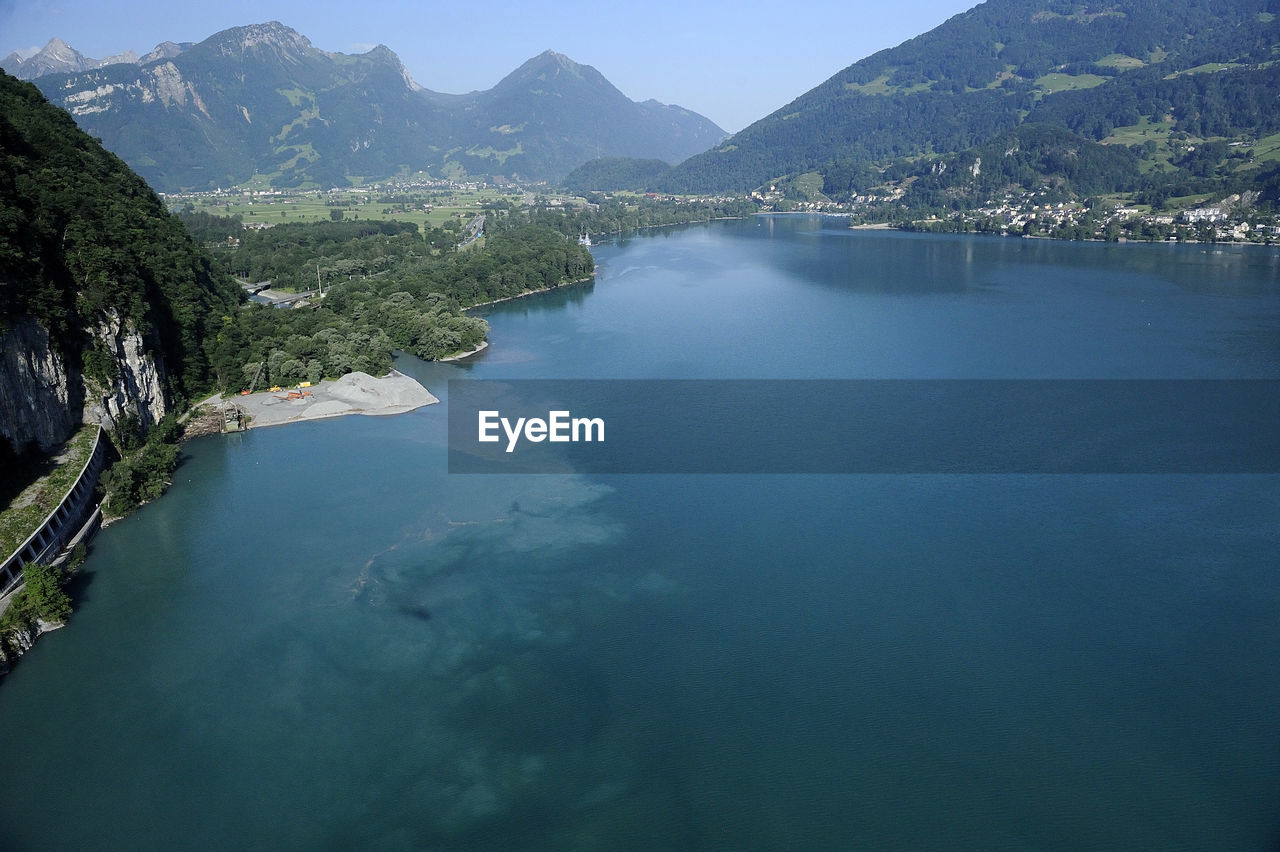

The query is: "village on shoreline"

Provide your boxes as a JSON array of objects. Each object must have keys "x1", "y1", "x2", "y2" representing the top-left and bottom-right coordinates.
[{"x1": 748, "y1": 186, "x2": 1275, "y2": 245}]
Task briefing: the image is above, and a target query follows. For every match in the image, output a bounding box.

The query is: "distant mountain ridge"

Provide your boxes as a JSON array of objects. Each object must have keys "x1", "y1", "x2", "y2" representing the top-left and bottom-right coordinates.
[
  {"x1": 1, "y1": 37, "x2": 194, "y2": 79},
  {"x1": 438, "y1": 50, "x2": 723, "y2": 180},
  {"x1": 18, "y1": 23, "x2": 724, "y2": 191},
  {"x1": 653, "y1": 0, "x2": 1280, "y2": 202}
]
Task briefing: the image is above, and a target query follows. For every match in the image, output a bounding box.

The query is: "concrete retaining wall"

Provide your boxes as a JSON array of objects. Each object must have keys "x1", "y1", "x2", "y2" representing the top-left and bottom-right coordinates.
[{"x1": 0, "y1": 427, "x2": 107, "y2": 597}]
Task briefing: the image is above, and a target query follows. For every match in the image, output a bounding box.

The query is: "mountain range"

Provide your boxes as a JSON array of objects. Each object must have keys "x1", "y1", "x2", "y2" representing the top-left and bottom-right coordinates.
[
  {"x1": 1, "y1": 37, "x2": 193, "y2": 80},
  {"x1": 8, "y1": 1, "x2": 1280, "y2": 206},
  {"x1": 15, "y1": 23, "x2": 724, "y2": 191}
]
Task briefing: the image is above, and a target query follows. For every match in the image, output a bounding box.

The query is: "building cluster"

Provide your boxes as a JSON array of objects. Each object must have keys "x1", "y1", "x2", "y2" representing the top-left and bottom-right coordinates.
[{"x1": 935, "y1": 193, "x2": 1276, "y2": 241}]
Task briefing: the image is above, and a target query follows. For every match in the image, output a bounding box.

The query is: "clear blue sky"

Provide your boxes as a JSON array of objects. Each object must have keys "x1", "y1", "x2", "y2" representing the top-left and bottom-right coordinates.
[{"x1": 2, "y1": 0, "x2": 977, "y2": 132}]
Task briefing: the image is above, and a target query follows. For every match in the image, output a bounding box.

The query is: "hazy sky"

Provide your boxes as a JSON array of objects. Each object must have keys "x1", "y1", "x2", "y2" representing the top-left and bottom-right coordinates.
[{"x1": 1, "y1": 0, "x2": 977, "y2": 132}]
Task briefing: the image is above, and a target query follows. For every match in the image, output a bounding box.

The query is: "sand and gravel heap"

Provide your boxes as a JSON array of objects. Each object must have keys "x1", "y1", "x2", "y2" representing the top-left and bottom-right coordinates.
[{"x1": 236, "y1": 370, "x2": 438, "y2": 428}]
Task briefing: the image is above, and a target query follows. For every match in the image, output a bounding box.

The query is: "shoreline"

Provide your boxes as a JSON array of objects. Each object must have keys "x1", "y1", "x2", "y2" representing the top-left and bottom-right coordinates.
[
  {"x1": 463, "y1": 275, "x2": 595, "y2": 311},
  {"x1": 755, "y1": 211, "x2": 852, "y2": 217},
  {"x1": 438, "y1": 341, "x2": 489, "y2": 362}
]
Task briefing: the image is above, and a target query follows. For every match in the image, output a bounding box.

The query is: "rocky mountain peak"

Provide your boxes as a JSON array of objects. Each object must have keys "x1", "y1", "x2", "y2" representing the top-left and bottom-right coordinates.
[
  {"x1": 495, "y1": 49, "x2": 616, "y2": 95},
  {"x1": 540, "y1": 50, "x2": 576, "y2": 67},
  {"x1": 3, "y1": 37, "x2": 148, "y2": 79},
  {"x1": 200, "y1": 21, "x2": 314, "y2": 59},
  {"x1": 1, "y1": 37, "x2": 94, "y2": 78},
  {"x1": 141, "y1": 41, "x2": 194, "y2": 64},
  {"x1": 361, "y1": 44, "x2": 423, "y2": 91}
]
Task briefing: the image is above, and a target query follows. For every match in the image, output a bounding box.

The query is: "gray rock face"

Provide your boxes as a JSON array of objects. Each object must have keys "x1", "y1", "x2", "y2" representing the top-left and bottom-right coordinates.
[
  {"x1": 0, "y1": 312, "x2": 170, "y2": 454},
  {"x1": 0, "y1": 38, "x2": 95, "y2": 79},
  {"x1": 84, "y1": 310, "x2": 169, "y2": 434},
  {"x1": 140, "y1": 41, "x2": 194, "y2": 64},
  {"x1": 0, "y1": 318, "x2": 79, "y2": 453}
]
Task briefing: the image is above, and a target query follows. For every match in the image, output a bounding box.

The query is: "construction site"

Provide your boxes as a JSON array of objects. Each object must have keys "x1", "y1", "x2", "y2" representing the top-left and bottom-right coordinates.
[{"x1": 207, "y1": 370, "x2": 437, "y2": 432}]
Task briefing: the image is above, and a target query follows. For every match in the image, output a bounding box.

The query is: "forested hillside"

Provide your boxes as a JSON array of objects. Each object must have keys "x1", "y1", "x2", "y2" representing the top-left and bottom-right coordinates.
[
  {"x1": 0, "y1": 70, "x2": 241, "y2": 427},
  {"x1": 655, "y1": 0, "x2": 1280, "y2": 204},
  {"x1": 562, "y1": 158, "x2": 673, "y2": 194}
]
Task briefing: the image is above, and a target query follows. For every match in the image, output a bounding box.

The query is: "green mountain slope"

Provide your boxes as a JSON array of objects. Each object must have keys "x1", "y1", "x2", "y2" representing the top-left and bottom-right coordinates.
[
  {"x1": 890, "y1": 123, "x2": 1143, "y2": 205},
  {"x1": 562, "y1": 157, "x2": 673, "y2": 193},
  {"x1": 442, "y1": 52, "x2": 722, "y2": 180},
  {"x1": 658, "y1": 0, "x2": 1280, "y2": 197},
  {"x1": 1, "y1": 71, "x2": 242, "y2": 454},
  {"x1": 32, "y1": 24, "x2": 724, "y2": 191}
]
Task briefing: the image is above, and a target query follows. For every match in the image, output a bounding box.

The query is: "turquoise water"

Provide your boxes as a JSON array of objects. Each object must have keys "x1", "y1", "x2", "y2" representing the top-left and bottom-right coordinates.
[{"x1": 2, "y1": 219, "x2": 1278, "y2": 849}]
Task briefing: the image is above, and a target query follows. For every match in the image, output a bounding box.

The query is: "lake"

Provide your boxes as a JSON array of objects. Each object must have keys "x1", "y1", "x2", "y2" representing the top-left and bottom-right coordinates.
[{"x1": 1, "y1": 218, "x2": 1278, "y2": 849}]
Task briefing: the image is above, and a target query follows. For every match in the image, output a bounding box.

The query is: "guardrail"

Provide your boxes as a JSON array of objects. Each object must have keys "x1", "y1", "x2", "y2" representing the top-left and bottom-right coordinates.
[{"x1": 0, "y1": 427, "x2": 107, "y2": 598}]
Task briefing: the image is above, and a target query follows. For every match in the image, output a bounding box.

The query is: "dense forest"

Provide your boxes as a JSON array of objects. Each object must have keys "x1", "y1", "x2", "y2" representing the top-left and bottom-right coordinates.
[
  {"x1": 184, "y1": 213, "x2": 593, "y2": 390},
  {"x1": 561, "y1": 158, "x2": 672, "y2": 194},
  {"x1": 1027, "y1": 63, "x2": 1280, "y2": 141},
  {"x1": 1, "y1": 70, "x2": 252, "y2": 518},
  {"x1": 490, "y1": 197, "x2": 758, "y2": 239}
]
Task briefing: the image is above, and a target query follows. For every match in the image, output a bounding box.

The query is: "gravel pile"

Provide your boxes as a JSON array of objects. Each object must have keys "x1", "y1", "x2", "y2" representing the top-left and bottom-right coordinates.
[{"x1": 233, "y1": 371, "x2": 438, "y2": 429}]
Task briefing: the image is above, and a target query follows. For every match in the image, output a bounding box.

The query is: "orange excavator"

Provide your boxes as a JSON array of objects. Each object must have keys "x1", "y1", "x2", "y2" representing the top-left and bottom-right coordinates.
[{"x1": 275, "y1": 384, "x2": 313, "y2": 401}]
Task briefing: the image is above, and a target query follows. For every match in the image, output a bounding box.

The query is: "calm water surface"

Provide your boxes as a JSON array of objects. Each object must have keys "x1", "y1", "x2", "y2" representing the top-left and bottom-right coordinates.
[{"x1": 1, "y1": 219, "x2": 1278, "y2": 849}]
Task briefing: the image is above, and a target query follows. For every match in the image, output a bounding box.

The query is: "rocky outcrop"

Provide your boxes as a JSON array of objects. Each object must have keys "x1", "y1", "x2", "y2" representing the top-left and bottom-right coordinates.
[
  {"x1": 83, "y1": 310, "x2": 169, "y2": 436},
  {"x1": 0, "y1": 312, "x2": 169, "y2": 454},
  {"x1": 0, "y1": 618, "x2": 66, "y2": 674},
  {"x1": 0, "y1": 317, "x2": 79, "y2": 454}
]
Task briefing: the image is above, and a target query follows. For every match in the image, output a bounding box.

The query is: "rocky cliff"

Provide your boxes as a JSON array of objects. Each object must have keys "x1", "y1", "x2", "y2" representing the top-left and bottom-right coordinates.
[
  {"x1": 0, "y1": 311, "x2": 170, "y2": 454},
  {"x1": 0, "y1": 318, "x2": 78, "y2": 454}
]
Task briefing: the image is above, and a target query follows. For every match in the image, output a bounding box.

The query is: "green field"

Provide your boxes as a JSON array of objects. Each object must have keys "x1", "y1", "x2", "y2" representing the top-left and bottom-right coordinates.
[
  {"x1": 176, "y1": 187, "x2": 537, "y2": 230},
  {"x1": 789, "y1": 171, "x2": 826, "y2": 200},
  {"x1": 1102, "y1": 116, "x2": 1176, "y2": 146},
  {"x1": 1166, "y1": 192, "x2": 1215, "y2": 208},
  {"x1": 1034, "y1": 72, "x2": 1108, "y2": 95},
  {"x1": 844, "y1": 73, "x2": 932, "y2": 96},
  {"x1": 1165, "y1": 62, "x2": 1243, "y2": 79},
  {"x1": 1251, "y1": 132, "x2": 1280, "y2": 164},
  {"x1": 1095, "y1": 53, "x2": 1146, "y2": 69},
  {"x1": 1100, "y1": 117, "x2": 1182, "y2": 173}
]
